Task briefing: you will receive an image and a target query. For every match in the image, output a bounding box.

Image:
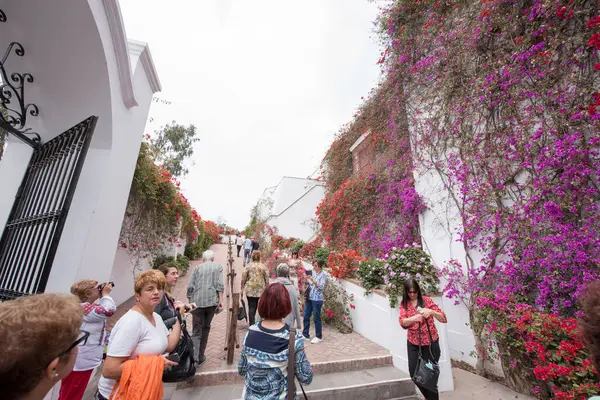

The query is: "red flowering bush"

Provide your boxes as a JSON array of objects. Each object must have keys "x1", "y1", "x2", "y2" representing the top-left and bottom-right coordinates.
[
  {"x1": 299, "y1": 237, "x2": 322, "y2": 260},
  {"x1": 327, "y1": 249, "x2": 364, "y2": 279},
  {"x1": 293, "y1": 260, "x2": 308, "y2": 294},
  {"x1": 476, "y1": 295, "x2": 600, "y2": 398},
  {"x1": 322, "y1": 276, "x2": 355, "y2": 334},
  {"x1": 119, "y1": 142, "x2": 214, "y2": 272},
  {"x1": 316, "y1": 179, "x2": 379, "y2": 252},
  {"x1": 283, "y1": 237, "x2": 298, "y2": 250},
  {"x1": 265, "y1": 250, "x2": 290, "y2": 278},
  {"x1": 271, "y1": 235, "x2": 284, "y2": 250}
]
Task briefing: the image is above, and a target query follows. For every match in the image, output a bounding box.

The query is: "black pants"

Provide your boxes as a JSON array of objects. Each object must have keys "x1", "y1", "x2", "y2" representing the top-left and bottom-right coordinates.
[
  {"x1": 191, "y1": 306, "x2": 217, "y2": 361},
  {"x1": 407, "y1": 339, "x2": 441, "y2": 400},
  {"x1": 247, "y1": 296, "x2": 260, "y2": 326},
  {"x1": 237, "y1": 245, "x2": 242, "y2": 257}
]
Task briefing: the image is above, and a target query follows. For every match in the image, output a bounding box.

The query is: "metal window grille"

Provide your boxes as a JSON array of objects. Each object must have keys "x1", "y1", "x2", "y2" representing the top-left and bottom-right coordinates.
[{"x1": 0, "y1": 116, "x2": 97, "y2": 300}]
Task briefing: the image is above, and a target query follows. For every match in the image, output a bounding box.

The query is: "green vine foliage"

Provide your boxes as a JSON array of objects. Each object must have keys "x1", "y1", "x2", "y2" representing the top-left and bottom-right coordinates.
[
  {"x1": 314, "y1": 247, "x2": 332, "y2": 265},
  {"x1": 357, "y1": 259, "x2": 386, "y2": 295},
  {"x1": 291, "y1": 240, "x2": 305, "y2": 255},
  {"x1": 153, "y1": 254, "x2": 190, "y2": 275},
  {"x1": 384, "y1": 246, "x2": 439, "y2": 308},
  {"x1": 322, "y1": 276, "x2": 354, "y2": 334},
  {"x1": 119, "y1": 141, "x2": 201, "y2": 272}
]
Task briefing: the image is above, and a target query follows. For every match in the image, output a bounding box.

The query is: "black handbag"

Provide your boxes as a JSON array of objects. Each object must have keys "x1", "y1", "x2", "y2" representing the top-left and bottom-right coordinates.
[
  {"x1": 238, "y1": 299, "x2": 248, "y2": 321},
  {"x1": 287, "y1": 327, "x2": 308, "y2": 400},
  {"x1": 162, "y1": 320, "x2": 197, "y2": 383},
  {"x1": 411, "y1": 320, "x2": 440, "y2": 392}
]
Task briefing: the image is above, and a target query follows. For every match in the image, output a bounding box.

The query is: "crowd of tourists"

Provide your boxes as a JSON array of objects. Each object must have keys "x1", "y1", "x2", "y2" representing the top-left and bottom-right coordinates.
[{"x1": 1, "y1": 239, "x2": 600, "y2": 400}]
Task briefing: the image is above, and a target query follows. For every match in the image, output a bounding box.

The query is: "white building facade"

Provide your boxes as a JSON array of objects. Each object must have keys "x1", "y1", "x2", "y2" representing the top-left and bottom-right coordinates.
[
  {"x1": 0, "y1": 0, "x2": 160, "y2": 311},
  {"x1": 258, "y1": 176, "x2": 325, "y2": 242}
]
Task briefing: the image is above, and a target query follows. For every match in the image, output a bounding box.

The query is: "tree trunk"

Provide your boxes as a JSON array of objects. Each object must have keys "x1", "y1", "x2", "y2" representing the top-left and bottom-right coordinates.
[{"x1": 469, "y1": 310, "x2": 487, "y2": 376}]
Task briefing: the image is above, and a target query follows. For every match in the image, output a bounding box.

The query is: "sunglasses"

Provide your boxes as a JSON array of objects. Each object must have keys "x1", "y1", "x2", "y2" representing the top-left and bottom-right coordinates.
[
  {"x1": 47, "y1": 330, "x2": 89, "y2": 367},
  {"x1": 408, "y1": 290, "x2": 418, "y2": 294},
  {"x1": 59, "y1": 330, "x2": 90, "y2": 357}
]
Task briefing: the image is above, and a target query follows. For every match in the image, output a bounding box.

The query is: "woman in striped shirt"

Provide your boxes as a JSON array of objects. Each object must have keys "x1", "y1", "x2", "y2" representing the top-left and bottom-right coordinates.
[{"x1": 238, "y1": 283, "x2": 313, "y2": 399}]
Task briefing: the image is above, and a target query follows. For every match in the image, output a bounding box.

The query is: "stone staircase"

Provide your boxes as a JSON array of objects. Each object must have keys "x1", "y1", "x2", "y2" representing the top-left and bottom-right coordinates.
[{"x1": 167, "y1": 355, "x2": 417, "y2": 400}]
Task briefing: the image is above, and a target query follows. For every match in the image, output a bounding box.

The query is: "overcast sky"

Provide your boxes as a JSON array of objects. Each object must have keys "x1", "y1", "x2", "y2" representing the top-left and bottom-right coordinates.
[{"x1": 120, "y1": 0, "x2": 382, "y2": 230}]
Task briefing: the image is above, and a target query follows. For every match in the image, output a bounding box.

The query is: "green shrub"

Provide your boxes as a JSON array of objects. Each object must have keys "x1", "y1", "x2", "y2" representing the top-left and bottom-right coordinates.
[
  {"x1": 176, "y1": 254, "x2": 190, "y2": 274},
  {"x1": 314, "y1": 247, "x2": 331, "y2": 265},
  {"x1": 153, "y1": 253, "x2": 190, "y2": 275},
  {"x1": 357, "y1": 259, "x2": 385, "y2": 295},
  {"x1": 184, "y1": 242, "x2": 204, "y2": 260},
  {"x1": 384, "y1": 246, "x2": 439, "y2": 308},
  {"x1": 153, "y1": 254, "x2": 172, "y2": 269},
  {"x1": 291, "y1": 240, "x2": 305, "y2": 255}
]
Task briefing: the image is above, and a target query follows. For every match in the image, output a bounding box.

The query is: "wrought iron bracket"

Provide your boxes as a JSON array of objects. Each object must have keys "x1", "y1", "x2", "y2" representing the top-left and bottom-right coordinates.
[{"x1": 0, "y1": 9, "x2": 41, "y2": 149}]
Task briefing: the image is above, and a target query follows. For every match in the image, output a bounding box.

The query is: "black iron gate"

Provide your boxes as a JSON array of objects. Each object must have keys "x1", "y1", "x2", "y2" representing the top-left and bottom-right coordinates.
[{"x1": 0, "y1": 116, "x2": 97, "y2": 300}]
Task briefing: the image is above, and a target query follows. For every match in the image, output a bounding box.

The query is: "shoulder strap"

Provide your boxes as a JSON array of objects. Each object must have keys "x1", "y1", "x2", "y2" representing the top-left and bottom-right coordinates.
[
  {"x1": 288, "y1": 327, "x2": 296, "y2": 400},
  {"x1": 425, "y1": 317, "x2": 435, "y2": 343}
]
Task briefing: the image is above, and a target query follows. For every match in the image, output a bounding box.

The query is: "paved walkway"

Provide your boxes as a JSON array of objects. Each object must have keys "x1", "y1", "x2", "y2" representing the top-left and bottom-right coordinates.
[
  {"x1": 98, "y1": 245, "x2": 535, "y2": 399},
  {"x1": 440, "y1": 368, "x2": 534, "y2": 400},
  {"x1": 106, "y1": 243, "x2": 388, "y2": 373},
  {"x1": 175, "y1": 244, "x2": 389, "y2": 372}
]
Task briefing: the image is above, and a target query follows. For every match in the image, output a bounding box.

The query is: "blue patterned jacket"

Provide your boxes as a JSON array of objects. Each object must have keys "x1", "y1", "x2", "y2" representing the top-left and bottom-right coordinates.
[{"x1": 238, "y1": 323, "x2": 313, "y2": 399}]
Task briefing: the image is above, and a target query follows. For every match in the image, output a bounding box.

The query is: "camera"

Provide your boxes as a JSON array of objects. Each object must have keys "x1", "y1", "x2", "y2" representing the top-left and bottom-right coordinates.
[{"x1": 98, "y1": 281, "x2": 115, "y2": 291}]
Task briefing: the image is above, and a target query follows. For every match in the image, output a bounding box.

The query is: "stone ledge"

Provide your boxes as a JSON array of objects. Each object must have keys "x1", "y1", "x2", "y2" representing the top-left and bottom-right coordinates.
[{"x1": 177, "y1": 354, "x2": 393, "y2": 389}]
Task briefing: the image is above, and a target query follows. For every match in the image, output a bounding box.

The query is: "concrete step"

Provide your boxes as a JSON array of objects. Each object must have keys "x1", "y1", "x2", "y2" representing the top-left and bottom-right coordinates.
[
  {"x1": 171, "y1": 365, "x2": 415, "y2": 400},
  {"x1": 178, "y1": 354, "x2": 393, "y2": 388}
]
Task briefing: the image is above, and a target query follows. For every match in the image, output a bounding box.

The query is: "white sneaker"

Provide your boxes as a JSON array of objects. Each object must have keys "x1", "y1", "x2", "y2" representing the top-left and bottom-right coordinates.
[{"x1": 310, "y1": 337, "x2": 322, "y2": 344}]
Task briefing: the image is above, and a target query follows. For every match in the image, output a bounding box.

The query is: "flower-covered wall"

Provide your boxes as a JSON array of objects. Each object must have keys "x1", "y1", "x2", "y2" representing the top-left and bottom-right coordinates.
[{"x1": 318, "y1": 0, "x2": 600, "y2": 396}]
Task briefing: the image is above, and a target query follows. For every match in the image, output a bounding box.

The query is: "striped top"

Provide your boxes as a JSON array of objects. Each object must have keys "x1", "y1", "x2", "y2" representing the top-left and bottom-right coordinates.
[
  {"x1": 238, "y1": 322, "x2": 313, "y2": 400},
  {"x1": 187, "y1": 261, "x2": 224, "y2": 308}
]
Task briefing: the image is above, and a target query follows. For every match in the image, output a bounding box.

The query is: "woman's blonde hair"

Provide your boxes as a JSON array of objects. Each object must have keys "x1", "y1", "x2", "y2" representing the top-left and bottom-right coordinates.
[
  {"x1": 70, "y1": 279, "x2": 98, "y2": 302},
  {"x1": 252, "y1": 251, "x2": 261, "y2": 262},
  {"x1": 134, "y1": 269, "x2": 166, "y2": 294},
  {"x1": 0, "y1": 294, "x2": 82, "y2": 399}
]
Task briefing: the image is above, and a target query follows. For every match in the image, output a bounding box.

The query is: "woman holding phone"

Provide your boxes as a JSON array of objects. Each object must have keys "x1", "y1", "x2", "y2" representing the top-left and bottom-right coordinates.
[
  {"x1": 302, "y1": 259, "x2": 327, "y2": 344},
  {"x1": 97, "y1": 270, "x2": 180, "y2": 400},
  {"x1": 399, "y1": 278, "x2": 447, "y2": 400}
]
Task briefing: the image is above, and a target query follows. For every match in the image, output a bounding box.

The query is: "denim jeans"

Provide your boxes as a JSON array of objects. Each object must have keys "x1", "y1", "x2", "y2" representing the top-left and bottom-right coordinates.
[
  {"x1": 244, "y1": 248, "x2": 251, "y2": 264},
  {"x1": 302, "y1": 300, "x2": 323, "y2": 339}
]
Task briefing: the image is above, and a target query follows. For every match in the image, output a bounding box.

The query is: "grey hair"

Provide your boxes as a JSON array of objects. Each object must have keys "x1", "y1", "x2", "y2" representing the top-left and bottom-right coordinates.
[
  {"x1": 276, "y1": 263, "x2": 290, "y2": 278},
  {"x1": 202, "y1": 250, "x2": 215, "y2": 261}
]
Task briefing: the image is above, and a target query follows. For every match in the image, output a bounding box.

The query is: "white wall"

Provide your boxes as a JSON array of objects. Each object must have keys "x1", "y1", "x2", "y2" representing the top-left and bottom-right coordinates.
[
  {"x1": 0, "y1": 0, "x2": 159, "y2": 301},
  {"x1": 270, "y1": 177, "x2": 317, "y2": 215},
  {"x1": 258, "y1": 177, "x2": 325, "y2": 242},
  {"x1": 269, "y1": 183, "x2": 324, "y2": 241},
  {"x1": 109, "y1": 247, "x2": 151, "y2": 305},
  {"x1": 412, "y1": 144, "x2": 502, "y2": 375},
  {"x1": 341, "y1": 279, "x2": 454, "y2": 392},
  {"x1": 0, "y1": 137, "x2": 32, "y2": 232},
  {"x1": 40, "y1": 2, "x2": 158, "y2": 295}
]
